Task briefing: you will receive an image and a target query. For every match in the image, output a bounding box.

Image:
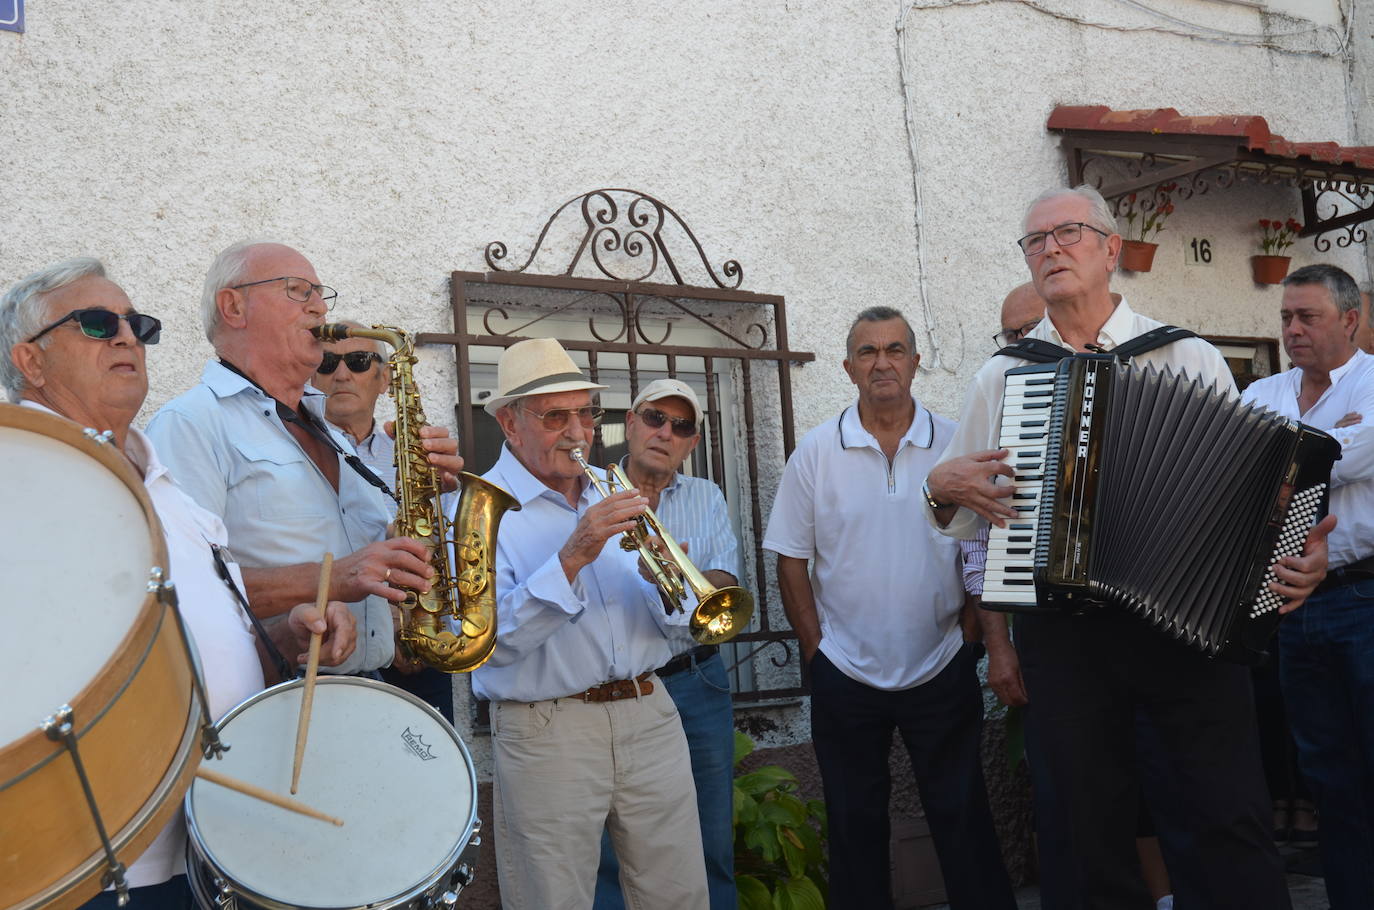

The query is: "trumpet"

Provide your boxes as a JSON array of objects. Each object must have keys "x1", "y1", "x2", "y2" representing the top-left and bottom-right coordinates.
[{"x1": 570, "y1": 448, "x2": 754, "y2": 644}]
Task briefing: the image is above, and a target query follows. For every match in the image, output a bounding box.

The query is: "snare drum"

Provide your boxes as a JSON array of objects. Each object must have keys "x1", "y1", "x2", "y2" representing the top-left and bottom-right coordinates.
[
  {"x1": 185, "y1": 677, "x2": 480, "y2": 910},
  {"x1": 0, "y1": 404, "x2": 203, "y2": 910}
]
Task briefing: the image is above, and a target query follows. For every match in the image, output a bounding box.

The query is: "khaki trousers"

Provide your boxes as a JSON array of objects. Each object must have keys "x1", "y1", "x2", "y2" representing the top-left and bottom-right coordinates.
[{"x1": 490, "y1": 679, "x2": 708, "y2": 910}]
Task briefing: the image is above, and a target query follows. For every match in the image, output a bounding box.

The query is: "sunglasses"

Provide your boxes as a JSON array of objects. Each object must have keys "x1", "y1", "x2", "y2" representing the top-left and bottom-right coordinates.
[
  {"x1": 27, "y1": 308, "x2": 162, "y2": 345},
  {"x1": 317, "y1": 351, "x2": 383, "y2": 374},
  {"x1": 637, "y1": 406, "x2": 697, "y2": 438}
]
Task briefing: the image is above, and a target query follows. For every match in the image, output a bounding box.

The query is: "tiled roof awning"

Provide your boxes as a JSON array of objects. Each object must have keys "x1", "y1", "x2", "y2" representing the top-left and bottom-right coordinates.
[{"x1": 1048, "y1": 105, "x2": 1374, "y2": 249}]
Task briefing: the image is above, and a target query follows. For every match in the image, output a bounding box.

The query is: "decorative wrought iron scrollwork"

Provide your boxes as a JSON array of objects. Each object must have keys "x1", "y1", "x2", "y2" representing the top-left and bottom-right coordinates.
[
  {"x1": 1310, "y1": 182, "x2": 1374, "y2": 252},
  {"x1": 484, "y1": 188, "x2": 745, "y2": 289}
]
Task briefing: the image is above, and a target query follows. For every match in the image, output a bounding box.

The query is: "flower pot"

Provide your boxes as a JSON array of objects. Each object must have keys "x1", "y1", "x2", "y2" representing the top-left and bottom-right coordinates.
[
  {"x1": 1120, "y1": 240, "x2": 1157, "y2": 272},
  {"x1": 1251, "y1": 255, "x2": 1291, "y2": 285}
]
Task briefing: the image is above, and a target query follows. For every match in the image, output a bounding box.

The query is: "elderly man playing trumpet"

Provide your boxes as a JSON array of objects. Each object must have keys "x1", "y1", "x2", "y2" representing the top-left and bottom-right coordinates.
[
  {"x1": 473, "y1": 338, "x2": 707, "y2": 910},
  {"x1": 0, "y1": 257, "x2": 356, "y2": 909}
]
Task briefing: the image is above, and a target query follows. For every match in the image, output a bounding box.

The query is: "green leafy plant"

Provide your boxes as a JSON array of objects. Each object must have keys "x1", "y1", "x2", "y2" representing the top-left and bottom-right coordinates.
[
  {"x1": 733, "y1": 731, "x2": 828, "y2": 910},
  {"x1": 1122, "y1": 184, "x2": 1179, "y2": 243}
]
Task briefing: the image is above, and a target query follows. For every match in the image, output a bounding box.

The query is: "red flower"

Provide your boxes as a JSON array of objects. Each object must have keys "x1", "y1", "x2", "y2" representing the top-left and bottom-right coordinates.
[
  {"x1": 1259, "y1": 219, "x2": 1271, "y2": 229},
  {"x1": 1287, "y1": 219, "x2": 1302, "y2": 232}
]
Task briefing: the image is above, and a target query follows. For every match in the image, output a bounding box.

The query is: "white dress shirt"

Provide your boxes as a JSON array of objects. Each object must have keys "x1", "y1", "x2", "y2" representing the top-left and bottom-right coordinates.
[
  {"x1": 1242, "y1": 349, "x2": 1374, "y2": 568},
  {"x1": 147, "y1": 361, "x2": 396, "y2": 673},
  {"x1": 618, "y1": 457, "x2": 742, "y2": 658},
  {"x1": 763, "y1": 396, "x2": 965, "y2": 691},
  {"x1": 927, "y1": 297, "x2": 1235, "y2": 540},
  {"x1": 343, "y1": 421, "x2": 397, "y2": 497},
  {"x1": 23, "y1": 402, "x2": 264, "y2": 888},
  {"x1": 470, "y1": 445, "x2": 675, "y2": 703}
]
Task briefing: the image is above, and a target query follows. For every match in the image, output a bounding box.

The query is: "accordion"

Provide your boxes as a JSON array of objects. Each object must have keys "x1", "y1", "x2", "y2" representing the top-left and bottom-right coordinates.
[{"x1": 981, "y1": 354, "x2": 1340, "y2": 664}]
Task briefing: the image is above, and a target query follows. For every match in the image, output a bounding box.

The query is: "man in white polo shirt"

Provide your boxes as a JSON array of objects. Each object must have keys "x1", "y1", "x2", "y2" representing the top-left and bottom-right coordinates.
[
  {"x1": 1242, "y1": 263, "x2": 1374, "y2": 910},
  {"x1": 763, "y1": 306, "x2": 1015, "y2": 910}
]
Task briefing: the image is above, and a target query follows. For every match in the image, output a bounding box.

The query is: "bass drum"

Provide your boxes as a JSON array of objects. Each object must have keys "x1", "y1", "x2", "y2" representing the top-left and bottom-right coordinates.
[
  {"x1": 0, "y1": 403, "x2": 203, "y2": 910},
  {"x1": 186, "y1": 677, "x2": 480, "y2": 910}
]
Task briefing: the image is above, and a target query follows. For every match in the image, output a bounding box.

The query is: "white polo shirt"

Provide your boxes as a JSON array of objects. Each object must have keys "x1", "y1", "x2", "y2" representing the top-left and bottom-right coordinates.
[
  {"x1": 1242, "y1": 349, "x2": 1374, "y2": 568},
  {"x1": 763, "y1": 397, "x2": 965, "y2": 691}
]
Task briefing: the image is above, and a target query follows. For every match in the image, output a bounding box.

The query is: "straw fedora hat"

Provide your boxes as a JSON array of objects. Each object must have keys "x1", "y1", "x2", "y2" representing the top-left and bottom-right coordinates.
[{"x1": 484, "y1": 337, "x2": 607, "y2": 415}]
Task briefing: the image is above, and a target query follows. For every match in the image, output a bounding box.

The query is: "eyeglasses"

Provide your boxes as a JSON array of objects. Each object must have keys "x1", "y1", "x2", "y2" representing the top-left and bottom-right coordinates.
[
  {"x1": 636, "y1": 406, "x2": 697, "y2": 438},
  {"x1": 1016, "y1": 222, "x2": 1111, "y2": 256},
  {"x1": 317, "y1": 351, "x2": 383, "y2": 374},
  {"x1": 230, "y1": 276, "x2": 337, "y2": 309},
  {"x1": 993, "y1": 319, "x2": 1043, "y2": 348},
  {"x1": 520, "y1": 405, "x2": 605, "y2": 431},
  {"x1": 27, "y1": 308, "x2": 162, "y2": 345}
]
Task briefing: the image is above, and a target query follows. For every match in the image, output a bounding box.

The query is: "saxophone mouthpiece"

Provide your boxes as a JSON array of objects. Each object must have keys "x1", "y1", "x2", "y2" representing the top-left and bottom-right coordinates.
[{"x1": 311, "y1": 323, "x2": 351, "y2": 342}]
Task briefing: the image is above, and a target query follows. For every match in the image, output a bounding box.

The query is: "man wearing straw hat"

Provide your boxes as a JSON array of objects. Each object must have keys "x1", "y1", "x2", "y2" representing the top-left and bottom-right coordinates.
[{"x1": 474, "y1": 338, "x2": 708, "y2": 910}]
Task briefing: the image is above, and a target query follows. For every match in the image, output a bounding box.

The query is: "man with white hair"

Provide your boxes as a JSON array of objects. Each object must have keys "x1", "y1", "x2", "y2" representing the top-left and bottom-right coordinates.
[
  {"x1": 1, "y1": 257, "x2": 356, "y2": 909},
  {"x1": 147, "y1": 241, "x2": 462, "y2": 676},
  {"x1": 475, "y1": 338, "x2": 707, "y2": 910},
  {"x1": 923, "y1": 186, "x2": 1332, "y2": 909}
]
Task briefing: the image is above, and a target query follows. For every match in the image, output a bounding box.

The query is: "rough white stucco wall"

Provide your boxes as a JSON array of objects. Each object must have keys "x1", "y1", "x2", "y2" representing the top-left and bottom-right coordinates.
[{"x1": 1, "y1": 1, "x2": 1367, "y2": 766}]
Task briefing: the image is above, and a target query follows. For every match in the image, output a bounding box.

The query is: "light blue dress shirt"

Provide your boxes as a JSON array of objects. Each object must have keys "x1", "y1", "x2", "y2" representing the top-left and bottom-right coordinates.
[
  {"x1": 471, "y1": 445, "x2": 675, "y2": 703},
  {"x1": 146, "y1": 361, "x2": 396, "y2": 674},
  {"x1": 618, "y1": 458, "x2": 741, "y2": 657}
]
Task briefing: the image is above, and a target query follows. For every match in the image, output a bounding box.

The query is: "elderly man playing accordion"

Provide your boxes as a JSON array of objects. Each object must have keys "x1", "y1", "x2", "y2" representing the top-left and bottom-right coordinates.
[
  {"x1": 923, "y1": 185, "x2": 1332, "y2": 910},
  {"x1": 473, "y1": 338, "x2": 708, "y2": 910},
  {"x1": 0, "y1": 257, "x2": 356, "y2": 910}
]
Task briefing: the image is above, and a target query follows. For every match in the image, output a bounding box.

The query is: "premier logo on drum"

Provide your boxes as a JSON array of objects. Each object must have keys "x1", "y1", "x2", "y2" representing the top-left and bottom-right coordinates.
[{"x1": 401, "y1": 727, "x2": 439, "y2": 761}]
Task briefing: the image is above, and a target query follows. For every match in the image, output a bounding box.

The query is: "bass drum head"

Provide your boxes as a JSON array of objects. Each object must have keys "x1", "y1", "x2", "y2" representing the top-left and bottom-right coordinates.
[
  {"x1": 187, "y1": 677, "x2": 477, "y2": 909},
  {"x1": 0, "y1": 407, "x2": 160, "y2": 747}
]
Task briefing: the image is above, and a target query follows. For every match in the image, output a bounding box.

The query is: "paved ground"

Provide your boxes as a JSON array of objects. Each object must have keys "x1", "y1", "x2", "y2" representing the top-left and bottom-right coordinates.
[{"x1": 928, "y1": 846, "x2": 1330, "y2": 909}]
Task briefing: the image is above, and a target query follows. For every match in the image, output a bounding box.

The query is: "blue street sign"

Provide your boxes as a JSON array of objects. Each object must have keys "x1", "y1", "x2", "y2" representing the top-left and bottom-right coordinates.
[{"x1": 0, "y1": 0, "x2": 23, "y2": 34}]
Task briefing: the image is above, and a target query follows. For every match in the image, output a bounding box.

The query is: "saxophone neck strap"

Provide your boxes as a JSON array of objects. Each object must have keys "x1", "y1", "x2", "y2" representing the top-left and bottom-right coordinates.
[{"x1": 217, "y1": 358, "x2": 395, "y2": 500}]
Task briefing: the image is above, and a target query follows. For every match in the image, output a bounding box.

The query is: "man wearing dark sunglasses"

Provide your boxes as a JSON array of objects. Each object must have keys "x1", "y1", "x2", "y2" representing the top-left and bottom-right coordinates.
[
  {"x1": 2, "y1": 257, "x2": 357, "y2": 909},
  {"x1": 594, "y1": 379, "x2": 741, "y2": 910},
  {"x1": 314, "y1": 323, "x2": 393, "y2": 491},
  {"x1": 148, "y1": 241, "x2": 464, "y2": 678}
]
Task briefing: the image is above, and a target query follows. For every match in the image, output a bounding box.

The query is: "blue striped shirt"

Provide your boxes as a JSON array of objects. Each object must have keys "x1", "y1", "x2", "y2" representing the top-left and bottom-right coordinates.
[{"x1": 620, "y1": 458, "x2": 742, "y2": 657}]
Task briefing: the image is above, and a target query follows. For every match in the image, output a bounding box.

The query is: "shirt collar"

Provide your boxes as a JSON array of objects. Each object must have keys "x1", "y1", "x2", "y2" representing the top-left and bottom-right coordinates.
[
  {"x1": 493, "y1": 443, "x2": 590, "y2": 509},
  {"x1": 837, "y1": 395, "x2": 935, "y2": 451},
  {"x1": 203, "y1": 360, "x2": 328, "y2": 417},
  {"x1": 1321, "y1": 347, "x2": 1367, "y2": 385},
  {"x1": 17, "y1": 399, "x2": 165, "y2": 484},
  {"x1": 1038, "y1": 295, "x2": 1135, "y2": 349}
]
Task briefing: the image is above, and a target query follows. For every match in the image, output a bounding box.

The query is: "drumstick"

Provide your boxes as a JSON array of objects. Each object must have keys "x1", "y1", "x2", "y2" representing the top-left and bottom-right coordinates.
[
  {"x1": 197, "y1": 767, "x2": 344, "y2": 826},
  {"x1": 290, "y1": 552, "x2": 333, "y2": 794}
]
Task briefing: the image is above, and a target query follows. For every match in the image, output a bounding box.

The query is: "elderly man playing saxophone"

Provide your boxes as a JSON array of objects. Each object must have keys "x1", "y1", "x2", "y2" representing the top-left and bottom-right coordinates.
[
  {"x1": 0, "y1": 257, "x2": 356, "y2": 910},
  {"x1": 147, "y1": 241, "x2": 463, "y2": 676},
  {"x1": 473, "y1": 337, "x2": 707, "y2": 910}
]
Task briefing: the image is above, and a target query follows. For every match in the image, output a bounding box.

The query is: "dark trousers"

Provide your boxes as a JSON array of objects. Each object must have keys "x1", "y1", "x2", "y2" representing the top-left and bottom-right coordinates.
[
  {"x1": 379, "y1": 664, "x2": 455, "y2": 725},
  {"x1": 1279, "y1": 580, "x2": 1374, "y2": 909},
  {"x1": 810, "y1": 643, "x2": 1016, "y2": 910},
  {"x1": 1017, "y1": 609, "x2": 1288, "y2": 910},
  {"x1": 77, "y1": 876, "x2": 191, "y2": 910}
]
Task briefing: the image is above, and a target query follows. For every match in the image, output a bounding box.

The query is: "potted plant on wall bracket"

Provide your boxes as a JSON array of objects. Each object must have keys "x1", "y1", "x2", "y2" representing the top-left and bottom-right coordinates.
[
  {"x1": 1119, "y1": 184, "x2": 1177, "y2": 272},
  {"x1": 1253, "y1": 218, "x2": 1300, "y2": 284}
]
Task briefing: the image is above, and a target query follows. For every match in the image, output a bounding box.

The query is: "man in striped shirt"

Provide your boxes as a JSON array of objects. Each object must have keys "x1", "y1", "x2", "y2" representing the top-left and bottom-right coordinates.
[{"x1": 594, "y1": 379, "x2": 741, "y2": 910}]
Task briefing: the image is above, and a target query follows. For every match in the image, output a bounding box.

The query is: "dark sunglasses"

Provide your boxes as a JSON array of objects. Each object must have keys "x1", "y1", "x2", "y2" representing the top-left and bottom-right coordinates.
[
  {"x1": 637, "y1": 406, "x2": 697, "y2": 438},
  {"x1": 317, "y1": 351, "x2": 383, "y2": 374},
  {"x1": 27, "y1": 308, "x2": 162, "y2": 345}
]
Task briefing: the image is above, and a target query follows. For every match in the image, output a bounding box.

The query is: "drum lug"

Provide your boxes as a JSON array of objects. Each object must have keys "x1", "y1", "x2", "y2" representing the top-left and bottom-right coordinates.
[
  {"x1": 152, "y1": 570, "x2": 229, "y2": 759},
  {"x1": 83, "y1": 427, "x2": 115, "y2": 445},
  {"x1": 42, "y1": 705, "x2": 131, "y2": 906},
  {"x1": 212, "y1": 875, "x2": 238, "y2": 910}
]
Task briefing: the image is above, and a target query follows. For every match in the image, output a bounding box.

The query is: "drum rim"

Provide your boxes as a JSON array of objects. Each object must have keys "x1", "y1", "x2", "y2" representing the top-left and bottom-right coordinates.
[
  {"x1": 185, "y1": 676, "x2": 480, "y2": 910},
  {"x1": 0, "y1": 403, "x2": 171, "y2": 773}
]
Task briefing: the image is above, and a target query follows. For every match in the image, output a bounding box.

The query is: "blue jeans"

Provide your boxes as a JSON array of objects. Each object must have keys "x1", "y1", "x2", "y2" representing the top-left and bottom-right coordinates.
[
  {"x1": 77, "y1": 876, "x2": 191, "y2": 910},
  {"x1": 593, "y1": 651, "x2": 736, "y2": 910},
  {"x1": 1280, "y1": 580, "x2": 1374, "y2": 910}
]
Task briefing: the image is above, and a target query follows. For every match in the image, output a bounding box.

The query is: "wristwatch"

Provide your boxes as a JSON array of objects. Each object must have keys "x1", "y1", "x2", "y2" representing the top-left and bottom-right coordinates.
[{"x1": 922, "y1": 480, "x2": 951, "y2": 511}]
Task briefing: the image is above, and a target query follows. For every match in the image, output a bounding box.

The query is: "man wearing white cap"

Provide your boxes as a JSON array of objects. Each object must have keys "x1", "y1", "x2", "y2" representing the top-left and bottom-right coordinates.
[
  {"x1": 594, "y1": 379, "x2": 740, "y2": 910},
  {"x1": 474, "y1": 339, "x2": 708, "y2": 910}
]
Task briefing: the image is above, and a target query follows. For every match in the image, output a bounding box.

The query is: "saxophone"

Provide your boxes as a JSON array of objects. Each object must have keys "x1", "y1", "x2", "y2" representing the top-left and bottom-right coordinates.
[{"x1": 313, "y1": 323, "x2": 520, "y2": 673}]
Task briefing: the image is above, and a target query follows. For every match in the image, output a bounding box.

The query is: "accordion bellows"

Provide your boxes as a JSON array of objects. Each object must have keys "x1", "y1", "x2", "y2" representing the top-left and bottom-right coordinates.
[{"x1": 983, "y1": 355, "x2": 1340, "y2": 665}]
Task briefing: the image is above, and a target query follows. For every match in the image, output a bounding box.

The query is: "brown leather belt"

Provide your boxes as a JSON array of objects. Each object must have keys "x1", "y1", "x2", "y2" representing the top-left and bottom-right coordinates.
[{"x1": 566, "y1": 672, "x2": 654, "y2": 703}]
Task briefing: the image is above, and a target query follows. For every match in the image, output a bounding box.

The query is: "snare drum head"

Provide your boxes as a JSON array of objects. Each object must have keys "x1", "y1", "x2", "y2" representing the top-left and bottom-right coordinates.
[
  {"x1": 187, "y1": 678, "x2": 476, "y2": 908},
  {"x1": 0, "y1": 407, "x2": 161, "y2": 747}
]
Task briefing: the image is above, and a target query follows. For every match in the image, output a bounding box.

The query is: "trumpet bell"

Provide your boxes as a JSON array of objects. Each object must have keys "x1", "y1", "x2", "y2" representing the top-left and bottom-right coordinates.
[{"x1": 689, "y1": 585, "x2": 755, "y2": 645}]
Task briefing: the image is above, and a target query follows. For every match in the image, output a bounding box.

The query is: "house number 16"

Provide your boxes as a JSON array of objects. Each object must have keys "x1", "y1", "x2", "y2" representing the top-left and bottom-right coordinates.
[{"x1": 1187, "y1": 238, "x2": 1213, "y2": 266}]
